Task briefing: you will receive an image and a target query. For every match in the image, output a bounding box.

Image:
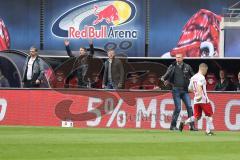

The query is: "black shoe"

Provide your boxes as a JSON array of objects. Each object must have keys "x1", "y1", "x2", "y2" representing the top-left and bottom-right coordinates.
[
  {"x1": 179, "y1": 122, "x2": 184, "y2": 132},
  {"x1": 206, "y1": 132, "x2": 215, "y2": 136},
  {"x1": 170, "y1": 126, "x2": 178, "y2": 131},
  {"x1": 190, "y1": 127, "x2": 198, "y2": 131},
  {"x1": 190, "y1": 122, "x2": 197, "y2": 131}
]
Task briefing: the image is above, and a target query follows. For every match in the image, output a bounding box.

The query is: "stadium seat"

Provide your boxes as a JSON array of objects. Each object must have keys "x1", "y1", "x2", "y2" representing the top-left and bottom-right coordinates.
[
  {"x1": 142, "y1": 73, "x2": 159, "y2": 90},
  {"x1": 125, "y1": 72, "x2": 142, "y2": 89},
  {"x1": 68, "y1": 76, "x2": 78, "y2": 88}
]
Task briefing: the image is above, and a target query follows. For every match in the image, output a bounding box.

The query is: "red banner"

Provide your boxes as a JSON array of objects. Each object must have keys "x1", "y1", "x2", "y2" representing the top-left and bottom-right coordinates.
[{"x1": 0, "y1": 89, "x2": 240, "y2": 131}]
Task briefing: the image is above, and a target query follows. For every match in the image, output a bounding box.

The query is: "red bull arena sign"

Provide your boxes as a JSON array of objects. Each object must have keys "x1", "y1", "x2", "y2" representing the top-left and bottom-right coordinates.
[{"x1": 52, "y1": 0, "x2": 138, "y2": 39}]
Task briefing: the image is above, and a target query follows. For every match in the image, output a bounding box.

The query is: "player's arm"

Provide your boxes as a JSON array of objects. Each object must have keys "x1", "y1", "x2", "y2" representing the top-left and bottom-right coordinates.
[{"x1": 196, "y1": 83, "x2": 203, "y2": 101}]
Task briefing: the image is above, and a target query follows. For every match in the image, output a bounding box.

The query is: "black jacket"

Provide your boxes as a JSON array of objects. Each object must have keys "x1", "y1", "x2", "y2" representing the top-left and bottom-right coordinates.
[
  {"x1": 103, "y1": 58, "x2": 124, "y2": 89},
  {"x1": 162, "y1": 62, "x2": 194, "y2": 90},
  {"x1": 65, "y1": 44, "x2": 95, "y2": 84}
]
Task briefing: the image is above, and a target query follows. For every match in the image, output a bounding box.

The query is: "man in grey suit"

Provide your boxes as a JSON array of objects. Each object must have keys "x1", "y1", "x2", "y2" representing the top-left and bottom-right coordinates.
[
  {"x1": 22, "y1": 46, "x2": 44, "y2": 88},
  {"x1": 102, "y1": 50, "x2": 124, "y2": 89}
]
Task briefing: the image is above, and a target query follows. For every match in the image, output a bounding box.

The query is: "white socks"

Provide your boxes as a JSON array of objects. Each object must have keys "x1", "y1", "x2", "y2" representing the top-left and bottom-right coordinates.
[
  {"x1": 185, "y1": 116, "x2": 195, "y2": 125},
  {"x1": 206, "y1": 116, "x2": 213, "y2": 133},
  {"x1": 184, "y1": 116, "x2": 214, "y2": 133}
]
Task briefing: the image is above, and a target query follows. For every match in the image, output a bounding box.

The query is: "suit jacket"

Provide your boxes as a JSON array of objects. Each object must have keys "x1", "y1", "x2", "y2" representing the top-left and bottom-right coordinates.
[
  {"x1": 103, "y1": 58, "x2": 124, "y2": 89},
  {"x1": 22, "y1": 56, "x2": 44, "y2": 82}
]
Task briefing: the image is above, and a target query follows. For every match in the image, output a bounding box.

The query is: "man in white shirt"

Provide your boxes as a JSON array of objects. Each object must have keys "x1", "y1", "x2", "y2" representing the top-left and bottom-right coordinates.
[
  {"x1": 22, "y1": 46, "x2": 44, "y2": 88},
  {"x1": 179, "y1": 63, "x2": 214, "y2": 135}
]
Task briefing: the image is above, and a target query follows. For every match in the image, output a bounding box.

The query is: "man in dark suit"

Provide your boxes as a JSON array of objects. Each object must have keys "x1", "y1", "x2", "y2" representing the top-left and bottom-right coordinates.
[
  {"x1": 64, "y1": 39, "x2": 94, "y2": 88},
  {"x1": 102, "y1": 49, "x2": 124, "y2": 89}
]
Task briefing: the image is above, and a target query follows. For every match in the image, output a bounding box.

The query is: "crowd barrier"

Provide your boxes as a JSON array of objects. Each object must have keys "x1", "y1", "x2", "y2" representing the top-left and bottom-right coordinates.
[{"x1": 0, "y1": 89, "x2": 239, "y2": 131}]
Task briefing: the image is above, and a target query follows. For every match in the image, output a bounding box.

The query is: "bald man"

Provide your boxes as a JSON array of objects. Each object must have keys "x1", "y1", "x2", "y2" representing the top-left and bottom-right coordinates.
[
  {"x1": 161, "y1": 53, "x2": 197, "y2": 131},
  {"x1": 179, "y1": 63, "x2": 214, "y2": 136}
]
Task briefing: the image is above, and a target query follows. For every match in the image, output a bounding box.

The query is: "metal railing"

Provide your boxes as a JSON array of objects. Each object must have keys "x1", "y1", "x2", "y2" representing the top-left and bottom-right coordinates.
[{"x1": 223, "y1": 1, "x2": 240, "y2": 22}]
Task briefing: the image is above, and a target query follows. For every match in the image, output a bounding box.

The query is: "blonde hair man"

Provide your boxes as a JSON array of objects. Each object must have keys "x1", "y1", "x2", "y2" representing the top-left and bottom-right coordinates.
[{"x1": 179, "y1": 63, "x2": 214, "y2": 135}]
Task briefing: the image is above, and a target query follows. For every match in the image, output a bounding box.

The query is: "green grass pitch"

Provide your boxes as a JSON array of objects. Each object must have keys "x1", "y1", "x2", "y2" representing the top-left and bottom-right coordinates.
[{"x1": 0, "y1": 126, "x2": 239, "y2": 160}]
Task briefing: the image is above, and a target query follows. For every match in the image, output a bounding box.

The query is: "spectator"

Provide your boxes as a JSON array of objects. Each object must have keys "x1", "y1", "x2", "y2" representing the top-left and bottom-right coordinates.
[
  {"x1": 206, "y1": 73, "x2": 217, "y2": 91},
  {"x1": 142, "y1": 73, "x2": 159, "y2": 90},
  {"x1": 102, "y1": 49, "x2": 124, "y2": 89},
  {"x1": 161, "y1": 53, "x2": 197, "y2": 131},
  {"x1": 64, "y1": 39, "x2": 94, "y2": 88},
  {"x1": 0, "y1": 68, "x2": 10, "y2": 87},
  {"x1": 22, "y1": 46, "x2": 44, "y2": 88},
  {"x1": 125, "y1": 72, "x2": 142, "y2": 89},
  {"x1": 226, "y1": 73, "x2": 237, "y2": 91},
  {"x1": 235, "y1": 71, "x2": 240, "y2": 91},
  {"x1": 214, "y1": 70, "x2": 229, "y2": 91}
]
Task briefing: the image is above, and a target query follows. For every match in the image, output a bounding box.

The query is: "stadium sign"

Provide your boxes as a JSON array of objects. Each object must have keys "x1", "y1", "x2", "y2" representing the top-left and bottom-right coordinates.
[
  {"x1": 0, "y1": 98, "x2": 7, "y2": 121},
  {"x1": 52, "y1": 0, "x2": 138, "y2": 39},
  {"x1": 1, "y1": 90, "x2": 240, "y2": 131}
]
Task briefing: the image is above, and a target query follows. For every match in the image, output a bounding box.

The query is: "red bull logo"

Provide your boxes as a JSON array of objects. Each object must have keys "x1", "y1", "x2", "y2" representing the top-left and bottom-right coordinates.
[
  {"x1": 93, "y1": 5, "x2": 119, "y2": 25},
  {"x1": 52, "y1": 0, "x2": 137, "y2": 39}
]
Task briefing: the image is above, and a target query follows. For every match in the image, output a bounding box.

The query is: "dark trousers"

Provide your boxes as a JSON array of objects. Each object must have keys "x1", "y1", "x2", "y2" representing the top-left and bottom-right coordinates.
[
  {"x1": 106, "y1": 81, "x2": 118, "y2": 89},
  {"x1": 65, "y1": 66, "x2": 88, "y2": 88},
  {"x1": 23, "y1": 80, "x2": 40, "y2": 88},
  {"x1": 77, "y1": 65, "x2": 88, "y2": 88},
  {"x1": 171, "y1": 88, "x2": 193, "y2": 127}
]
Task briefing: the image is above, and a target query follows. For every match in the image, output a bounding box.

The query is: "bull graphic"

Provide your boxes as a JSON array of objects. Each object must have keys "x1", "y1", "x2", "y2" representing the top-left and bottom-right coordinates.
[
  {"x1": 170, "y1": 9, "x2": 222, "y2": 57},
  {"x1": 93, "y1": 5, "x2": 119, "y2": 25}
]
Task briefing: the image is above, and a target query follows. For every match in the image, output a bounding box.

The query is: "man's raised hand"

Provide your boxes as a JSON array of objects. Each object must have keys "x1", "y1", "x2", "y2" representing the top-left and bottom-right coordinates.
[{"x1": 64, "y1": 40, "x2": 70, "y2": 46}]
